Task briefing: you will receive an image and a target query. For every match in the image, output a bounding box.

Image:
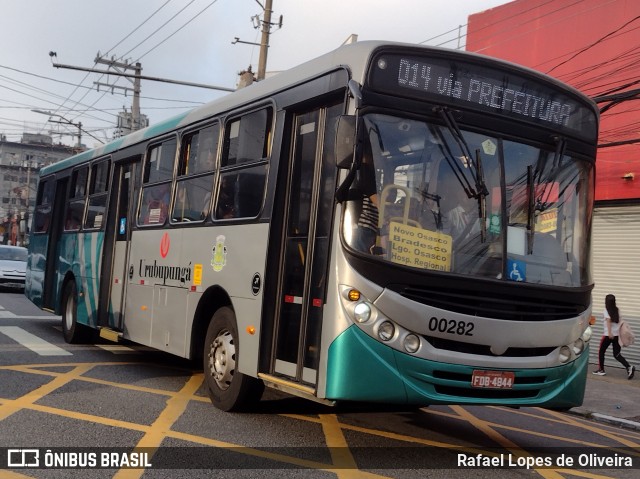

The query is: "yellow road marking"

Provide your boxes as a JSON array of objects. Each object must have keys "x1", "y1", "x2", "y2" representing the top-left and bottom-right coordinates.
[
  {"x1": 284, "y1": 413, "x2": 497, "y2": 453},
  {"x1": 450, "y1": 405, "x2": 565, "y2": 479},
  {"x1": 318, "y1": 413, "x2": 393, "y2": 479},
  {"x1": 1, "y1": 362, "x2": 209, "y2": 400},
  {"x1": 554, "y1": 470, "x2": 626, "y2": 479},
  {"x1": 112, "y1": 372, "x2": 204, "y2": 479},
  {"x1": 2, "y1": 360, "x2": 639, "y2": 478},
  {"x1": 541, "y1": 408, "x2": 640, "y2": 448},
  {"x1": 0, "y1": 364, "x2": 94, "y2": 421},
  {"x1": 167, "y1": 429, "x2": 393, "y2": 476},
  {"x1": 420, "y1": 406, "x2": 640, "y2": 455},
  {"x1": 0, "y1": 472, "x2": 36, "y2": 479}
]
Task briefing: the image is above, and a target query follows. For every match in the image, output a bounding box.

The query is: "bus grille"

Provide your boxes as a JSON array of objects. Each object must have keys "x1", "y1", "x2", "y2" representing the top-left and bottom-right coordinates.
[
  {"x1": 391, "y1": 285, "x2": 585, "y2": 321},
  {"x1": 433, "y1": 384, "x2": 539, "y2": 399},
  {"x1": 423, "y1": 336, "x2": 556, "y2": 357}
]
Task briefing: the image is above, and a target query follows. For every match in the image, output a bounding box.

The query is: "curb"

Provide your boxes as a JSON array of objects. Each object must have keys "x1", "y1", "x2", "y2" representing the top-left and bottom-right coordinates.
[{"x1": 569, "y1": 408, "x2": 640, "y2": 431}]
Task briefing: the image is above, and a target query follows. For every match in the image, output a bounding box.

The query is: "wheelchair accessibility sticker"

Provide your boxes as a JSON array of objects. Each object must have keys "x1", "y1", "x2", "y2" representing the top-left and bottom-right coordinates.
[{"x1": 508, "y1": 259, "x2": 526, "y2": 282}]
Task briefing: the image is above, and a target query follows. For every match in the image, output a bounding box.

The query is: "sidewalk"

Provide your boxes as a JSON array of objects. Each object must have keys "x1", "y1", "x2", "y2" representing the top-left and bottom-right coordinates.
[{"x1": 569, "y1": 364, "x2": 640, "y2": 430}]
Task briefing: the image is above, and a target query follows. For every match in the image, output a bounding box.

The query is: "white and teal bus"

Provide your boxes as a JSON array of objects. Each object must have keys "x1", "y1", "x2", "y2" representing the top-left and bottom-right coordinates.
[{"x1": 25, "y1": 41, "x2": 599, "y2": 411}]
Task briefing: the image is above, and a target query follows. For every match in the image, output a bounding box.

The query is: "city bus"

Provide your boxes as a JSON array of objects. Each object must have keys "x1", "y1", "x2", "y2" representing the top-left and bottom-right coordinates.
[{"x1": 25, "y1": 41, "x2": 599, "y2": 411}]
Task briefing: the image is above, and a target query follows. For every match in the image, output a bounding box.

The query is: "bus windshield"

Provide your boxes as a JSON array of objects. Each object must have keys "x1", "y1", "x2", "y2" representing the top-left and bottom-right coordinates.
[{"x1": 343, "y1": 113, "x2": 594, "y2": 287}]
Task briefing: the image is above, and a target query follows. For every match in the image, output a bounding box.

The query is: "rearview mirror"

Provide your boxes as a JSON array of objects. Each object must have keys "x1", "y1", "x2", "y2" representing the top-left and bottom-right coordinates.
[{"x1": 335, "y1": 115, "x2": 356, "y2": 169}]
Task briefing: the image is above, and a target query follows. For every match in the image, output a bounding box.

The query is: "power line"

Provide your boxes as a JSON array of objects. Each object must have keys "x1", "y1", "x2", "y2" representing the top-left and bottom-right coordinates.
[
  {"x1": 546, "y1": 14, "x2": 640, "y2": 74},
  {"x1": 463, "y1": 0, "x2": 589, "y2": 52},
  {"x1": 133, "y1": 0, "x2": 220, "y2": 62},
  {"x1": 120, "y1": 0, "x2": 199, "y2": 60},
  {"x1": 104, "y1": 0, "x2": 174, "y2": 57}
]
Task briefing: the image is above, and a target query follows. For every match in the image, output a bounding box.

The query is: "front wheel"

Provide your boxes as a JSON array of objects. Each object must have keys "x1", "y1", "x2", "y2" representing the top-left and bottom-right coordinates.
[
  {"x1": 203, "y1": 307, "x2": 264, "y2": 411},
  {"x1": 61, "y1": 281, "x2": 92, "y2": 344}
]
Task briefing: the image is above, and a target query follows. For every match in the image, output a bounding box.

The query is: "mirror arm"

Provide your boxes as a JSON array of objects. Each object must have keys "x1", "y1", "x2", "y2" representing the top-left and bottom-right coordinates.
[{"x1": 335, "y1": 80, "x2": 364, "y2": 203}]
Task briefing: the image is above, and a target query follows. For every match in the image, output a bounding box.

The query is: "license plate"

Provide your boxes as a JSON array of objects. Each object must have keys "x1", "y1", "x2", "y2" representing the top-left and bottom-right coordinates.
[{"x1": 471, "y1": 370, "x2": 515, "y2": 389}]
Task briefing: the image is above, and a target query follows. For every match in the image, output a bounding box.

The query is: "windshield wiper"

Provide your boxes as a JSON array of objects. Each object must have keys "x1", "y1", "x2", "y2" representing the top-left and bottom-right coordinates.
[
  {"x1": 436, "y1": 107, "x2": 489, "y2": 242},
  {"x1": 535, "y1": 137, "x2": 566, "y2": 213},
  {"x1": 527, "y1": 165, "x2": 535, "y2": 255},
  {"x1": 436, "y1": 107, "x2": 489, "y2": 197},
  {"x1": 475, "y1": 148, "x2": 488, "y2": 242},
  {"x1": 527, "y1": 137, "x2": 567, "y2": 254}
]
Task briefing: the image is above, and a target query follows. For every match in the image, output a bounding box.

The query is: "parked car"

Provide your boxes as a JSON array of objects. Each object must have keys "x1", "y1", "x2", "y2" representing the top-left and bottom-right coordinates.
[{"x1": 0, "y1": 245, "x2": 27, "y2": 290}]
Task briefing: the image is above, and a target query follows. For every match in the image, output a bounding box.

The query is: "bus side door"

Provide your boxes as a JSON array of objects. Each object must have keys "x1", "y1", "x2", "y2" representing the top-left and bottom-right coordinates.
[
  {"x1": 98, "y1": 157, "x2": 141, "y2": 330},
  {"x1": 271, "y1": 101, "x2": 343, "y2": 386}
]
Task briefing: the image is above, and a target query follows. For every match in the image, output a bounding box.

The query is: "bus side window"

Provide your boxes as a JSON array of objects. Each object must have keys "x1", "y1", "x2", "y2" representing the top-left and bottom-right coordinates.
[
  {"x1": 138, "y1": 138, "x2": 177, "y2": 226},
  {"x1": 85, "y1": 160, "x2": 111, "y2": 230},
  {"x1": 173, "y1": 124, "x2": 218, "y2": 223},
  {"x1": 64, "y1": 167, "x2": 88, "y2": 231},
  {"x1": 215, "y1": 108, "x2": 271, "y2": 220},
  {"x1": 33, "y1": 179, "x2": 54, "y2": 233}
]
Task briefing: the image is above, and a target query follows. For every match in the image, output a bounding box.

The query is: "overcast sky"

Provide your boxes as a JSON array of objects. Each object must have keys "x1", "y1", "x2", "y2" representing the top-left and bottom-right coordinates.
[{"x1": 0, "y1": 0, "x2": 510, "y2": 147}]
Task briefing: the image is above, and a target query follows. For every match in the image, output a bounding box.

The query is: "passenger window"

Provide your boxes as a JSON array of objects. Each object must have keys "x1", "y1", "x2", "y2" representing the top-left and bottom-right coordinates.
[
  {"x1": 215, "y1": 109, "x2": 271, "y2": 220},
  {"x1": 85, "y1": 160, "x2": 111, "y2": 230},
  {"x1": 71, "y1": 168, "x2": 88, "y2": 198},
  {"x1": 139, "y1": 137, "x2": 177, "y2": 226},
  {"x1": 33, "y1": 179, "x2": 54, "y2": 233},
  {"x1": 144, "y1": 138, "x2": 176, "y2": 183},
  {"x1": 222, "y1": 109, "x2": 272, "y2": 167},
  {"x1": 64, "y1": 167, "x2": 89, "y2": 231},
  {"x1": 216, "y1": 166, "x2": 268, "y2": 219},
  {"x1": 173, "y1": 124, "x2": 218, "y2": 223}
]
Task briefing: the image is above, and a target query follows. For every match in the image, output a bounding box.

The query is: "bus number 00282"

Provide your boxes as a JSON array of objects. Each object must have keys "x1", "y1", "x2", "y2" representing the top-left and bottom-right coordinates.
[{"x1": 428, "y1": 317, "x2": 474, "y2": 336}]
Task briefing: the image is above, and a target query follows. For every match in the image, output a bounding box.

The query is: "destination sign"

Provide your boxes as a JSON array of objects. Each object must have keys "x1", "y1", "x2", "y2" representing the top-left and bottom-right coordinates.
[{"x1": 368, "y1": 52, "x2": 597, "y2": 140}]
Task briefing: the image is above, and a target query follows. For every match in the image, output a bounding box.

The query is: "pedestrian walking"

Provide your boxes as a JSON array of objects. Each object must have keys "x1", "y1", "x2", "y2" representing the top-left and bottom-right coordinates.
[{"x1": 593, "y1": 294, "x2": 635, "y2": 379}]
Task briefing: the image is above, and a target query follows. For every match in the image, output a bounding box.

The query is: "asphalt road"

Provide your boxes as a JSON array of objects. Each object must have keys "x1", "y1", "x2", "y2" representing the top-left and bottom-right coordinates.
[{"x1": 1, "y1": 289, "x2": 639, "y2": 479}]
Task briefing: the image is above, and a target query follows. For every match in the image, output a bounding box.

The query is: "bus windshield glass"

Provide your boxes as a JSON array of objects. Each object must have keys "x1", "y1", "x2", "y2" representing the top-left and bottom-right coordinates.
[{"x1": 343, "y1": 113, "x2": 594, "y2": 287}]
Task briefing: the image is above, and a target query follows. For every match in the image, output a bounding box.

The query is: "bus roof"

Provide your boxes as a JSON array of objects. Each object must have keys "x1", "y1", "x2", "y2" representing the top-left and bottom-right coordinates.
[{"x1": 40, "y1": 40, "x2": 596, "y2": 176}]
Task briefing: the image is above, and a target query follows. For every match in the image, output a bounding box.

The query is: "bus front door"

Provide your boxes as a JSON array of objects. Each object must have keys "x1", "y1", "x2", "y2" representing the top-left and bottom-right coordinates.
[
  {"x1": 43, "y1": 177, "x2": 68, "y2": 310},
  {"x1": 97, "y1": 158, "x2": 140, "y2": 331},
  {"x1": 272, "y1": 103, "x2": 342, "y2": 387}
]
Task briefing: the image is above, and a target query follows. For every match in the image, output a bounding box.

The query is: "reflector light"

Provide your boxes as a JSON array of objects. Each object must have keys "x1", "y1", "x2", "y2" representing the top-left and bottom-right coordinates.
[{"x1": 348, "y1": 289, "x2": 361, "y2": 301}]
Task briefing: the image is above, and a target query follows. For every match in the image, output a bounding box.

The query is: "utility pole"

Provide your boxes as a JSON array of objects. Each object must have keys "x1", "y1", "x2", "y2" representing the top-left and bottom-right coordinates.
[
  {"x1": 232, "y1": 0, "x2": 282, "y2": 81},
  {"x1": 94, "y1": 55, "x2": 142, "y2": 131},
  {"x1": 257, "y1": 0, "x2": 273, "y2": 81},
  {"x1": 32, "y1": 109, "x2": 91, "y2": 147},
  {"x1": 132, "y1": 63, "x2": 141, "y2": 132}
]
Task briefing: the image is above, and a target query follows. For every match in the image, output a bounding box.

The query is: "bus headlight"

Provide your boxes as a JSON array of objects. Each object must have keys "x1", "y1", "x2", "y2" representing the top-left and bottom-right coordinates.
[
  {"x1": 572, "y1": 338, "x2": 584, "y2": 356},
  {"x1": 378, "y1": 321, "x2": 395, "y2": 341},
  {"x1": 582, "y1": 326, "x2": 592, "y2": 343},
  {"x1": 559, "y1": 345, "x2": 571, "y2": 363},
  {"x1": 403, "y1": 334, "x2": 420, "y2": 353},
  {"x1": 353, "y1": 302, "x2": 372, "y2": 323}
]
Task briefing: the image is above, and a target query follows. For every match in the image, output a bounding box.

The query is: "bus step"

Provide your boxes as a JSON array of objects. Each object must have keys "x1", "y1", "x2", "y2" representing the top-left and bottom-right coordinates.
[
  {"x1": 258, "y1": 373, "x2": 335, "y2": 407},
  {"x1": 99, "y1": 327, "x2": 122, "y2": 343}
]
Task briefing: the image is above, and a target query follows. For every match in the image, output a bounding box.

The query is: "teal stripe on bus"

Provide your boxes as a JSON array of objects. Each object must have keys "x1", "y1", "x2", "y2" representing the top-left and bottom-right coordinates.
[
  {"x1": 40, "y1": 112, "x2": 189, "y2": 176},
  {"x1": 326, "y1": 325, "x2": 588, "y2": 407}
]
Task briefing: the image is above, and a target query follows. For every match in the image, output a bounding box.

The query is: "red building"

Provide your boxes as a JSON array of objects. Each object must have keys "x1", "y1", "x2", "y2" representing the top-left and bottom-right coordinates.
[
  {"x1": 466, "y1": 0, "x2": 640, "y2": 367},
  {"x1": 467, "y1": 0, "x2": 640, "y2": 202}
]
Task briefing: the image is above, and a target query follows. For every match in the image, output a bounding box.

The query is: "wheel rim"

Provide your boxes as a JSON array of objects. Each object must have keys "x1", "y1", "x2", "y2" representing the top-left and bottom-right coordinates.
[
  {"x1": 207, "y1": 329, "x2": 236, "y2": 390},
  {"x1": 64, "y1": 292, "x2": 75, "y2": 331}
]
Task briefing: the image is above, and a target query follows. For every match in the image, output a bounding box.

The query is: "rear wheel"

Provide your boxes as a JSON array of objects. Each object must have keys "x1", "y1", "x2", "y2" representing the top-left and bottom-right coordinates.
[
  {"x1": 61, "y1": 281, "x2": 92, "y2": 343},
  {"x1": 203, "y1": 307, "x2": 264, "y2": 411}
]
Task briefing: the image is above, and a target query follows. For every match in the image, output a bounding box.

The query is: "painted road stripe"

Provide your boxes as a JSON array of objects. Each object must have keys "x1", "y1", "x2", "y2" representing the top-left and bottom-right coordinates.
[
  {"x1": 96, "y1": 344, "x2": 138, "y2": 354},
  {"x1": 0, "y1": 312, "x2": 61, "y2": 319},
  {"x1": 0, "y1": 326, "x2": 72, "y2": 356}
]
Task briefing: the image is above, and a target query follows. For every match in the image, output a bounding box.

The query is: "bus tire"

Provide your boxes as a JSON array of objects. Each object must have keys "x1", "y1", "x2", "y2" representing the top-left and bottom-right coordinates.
[
  {"x1": 61, "y1": 281, "x2": 90, "y2": 344},
  {"x1": 203, "y1": 307, "x2": 264, "y2": 411}
]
